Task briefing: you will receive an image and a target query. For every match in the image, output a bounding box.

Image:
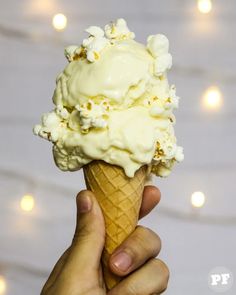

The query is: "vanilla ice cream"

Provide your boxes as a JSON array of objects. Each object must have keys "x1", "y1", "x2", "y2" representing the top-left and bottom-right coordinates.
[{"x1": 34, "y1": 18, "x2": 184, "y2": 177}]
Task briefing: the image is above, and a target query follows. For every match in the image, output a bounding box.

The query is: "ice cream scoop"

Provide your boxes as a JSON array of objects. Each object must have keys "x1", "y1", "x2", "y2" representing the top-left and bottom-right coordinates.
[
  {"x1": 33, "y1": 18, "x2": 184, "y2": 290},
  {"x1": 34, "y1": 18, "x2": 183, "y2": 178}
]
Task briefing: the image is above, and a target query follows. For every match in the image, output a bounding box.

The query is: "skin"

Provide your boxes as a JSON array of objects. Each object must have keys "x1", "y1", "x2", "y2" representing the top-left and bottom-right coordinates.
[{"x1": 41, "y1": 186, "x2": 169, "y2": 295}]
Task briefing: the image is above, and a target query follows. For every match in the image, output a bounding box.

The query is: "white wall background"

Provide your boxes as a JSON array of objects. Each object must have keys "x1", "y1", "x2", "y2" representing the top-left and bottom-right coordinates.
[{"x1": 0, "y1": 0, "x2": 236, "y2": 294}]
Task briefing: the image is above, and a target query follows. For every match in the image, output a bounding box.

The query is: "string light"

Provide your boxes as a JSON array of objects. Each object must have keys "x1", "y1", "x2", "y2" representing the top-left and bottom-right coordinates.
[
  {"x1": 0, "y1": 276, "x2": 6, "y2": 294},
  {"x1": 197, "y1": 0, "x2": 213, "y2": 14},
  {"x1": 52, "y1": 13, "x2": 67, "y2": 31},
  {"x1": 202, "y1": 86, "x2": 223, "y2": 110},
  {"x1": 0, "y1": 4, "x2": 234, "y2": 293},
  {"x1": 191, "y1": 191, "x2": 206, "y2": 208},
  {"x1": 20, "y1": 194, "x2": 35, "y2": 212}
]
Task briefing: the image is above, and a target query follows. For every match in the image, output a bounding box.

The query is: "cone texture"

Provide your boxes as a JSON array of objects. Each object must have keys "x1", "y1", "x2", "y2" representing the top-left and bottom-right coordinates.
[{"x1": 83, "y1": 160, "x2": 147, "y2": 290}]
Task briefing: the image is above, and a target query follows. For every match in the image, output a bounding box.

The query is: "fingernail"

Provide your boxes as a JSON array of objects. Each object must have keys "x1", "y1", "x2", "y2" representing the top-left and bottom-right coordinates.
[
  {"x1": 78, "y1": 194, "x2": 92, "y2": 213},
  {"x1": 112, "y1": 252, "x2": 132, "y2": 272}
]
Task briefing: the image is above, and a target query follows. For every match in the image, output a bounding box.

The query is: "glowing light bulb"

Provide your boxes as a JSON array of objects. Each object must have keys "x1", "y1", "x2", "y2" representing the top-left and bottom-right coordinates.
[
  {"x1": 203, "y1": 86, "x2": 223, "y2": 110},
  {"x1": 0, "y1": 276, "x2": 6, "y2": 294},
  {"x1": 191, "y1": 191, "x2": 206, "y2": 208},
  {"x1": 20, "y1": 194, "x2": 35, "y2": 212},
  {"x1": 198, "y1": 0, "x2": 212, "y2": 14},
  {"x1": 52, "y1": 13, "x2": 67, "y2": 31}
]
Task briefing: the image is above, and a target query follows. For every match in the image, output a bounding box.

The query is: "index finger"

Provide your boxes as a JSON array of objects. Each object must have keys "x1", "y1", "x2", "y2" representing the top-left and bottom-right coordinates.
[{"x1": 139, "y1": 186, "x2": 161, "y2": 219}]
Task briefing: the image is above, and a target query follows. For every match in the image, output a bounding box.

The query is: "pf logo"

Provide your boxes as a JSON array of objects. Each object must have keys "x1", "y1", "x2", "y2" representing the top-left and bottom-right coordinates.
[{"x1": 208, "y1": 267, "x2": 234, "y2": 292}]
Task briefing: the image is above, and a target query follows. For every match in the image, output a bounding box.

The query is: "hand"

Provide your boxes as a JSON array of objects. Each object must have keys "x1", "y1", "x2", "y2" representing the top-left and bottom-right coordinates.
[{"x1": 41, "y1": 186, "x2": 169, "y2": 295}]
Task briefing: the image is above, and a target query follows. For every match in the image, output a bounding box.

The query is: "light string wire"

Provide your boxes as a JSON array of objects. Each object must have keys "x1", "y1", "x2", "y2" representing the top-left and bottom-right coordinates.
[{"x1": 1, "y1": 22, "x2": 236, "y2": 85}]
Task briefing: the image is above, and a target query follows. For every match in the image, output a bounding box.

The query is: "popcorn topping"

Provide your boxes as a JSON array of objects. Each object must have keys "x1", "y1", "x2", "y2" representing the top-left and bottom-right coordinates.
[
  {"x1": 34, "y1": 19, "x2": 183, "y2": 178},
  {"x1": 105, "y1": 18, "x2": 135, "y2": 40},
  {"x1": 75, "y1": 100, "x2": 109, "y2": 132},
  {"x1": 147, "y1": 34, "x2": 173, "y2": 76},
  {"x1": 82, "y1": 27, "x2": 109, "y2": 62}
]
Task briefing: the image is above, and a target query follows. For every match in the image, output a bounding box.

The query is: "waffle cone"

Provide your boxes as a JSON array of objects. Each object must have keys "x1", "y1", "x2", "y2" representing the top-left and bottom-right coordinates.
[{"x1": 83, "y1": 160, "x2": 147, "y2": 290}]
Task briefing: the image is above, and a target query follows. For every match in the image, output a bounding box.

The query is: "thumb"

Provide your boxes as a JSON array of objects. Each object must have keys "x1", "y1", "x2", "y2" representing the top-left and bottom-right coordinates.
[{"x1": 67, "y1": 190, "x2": 105, "y2": 272}]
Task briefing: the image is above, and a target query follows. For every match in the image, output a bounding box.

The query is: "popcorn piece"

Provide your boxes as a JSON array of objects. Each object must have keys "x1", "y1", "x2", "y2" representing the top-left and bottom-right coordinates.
[
  {"x1": 105, "y1": 18, "x2": 135, "y2": 40},
  {"x1": 65, "y1": 45, "x2": 78, "y2": 62},
  {"x1": 168, "y1": 85, "x2": 179, "y2": 109},
  {"x1": 153, "y1": 128, "x2": 179, "y2": 164},
  {"x1": 147, "y1": 34, "x2": 172, "y2": 77},
  {"x1": 154, "y1": 53, "x2": 172, "y2": 77},
  {"x1": 33, "y1": 107, "x2": 69, "y2": 142},
  {"x1": 149, "y1": 105, "x2": 165, "y2": 117},
  {"x1": 85, "y1": 26, "x2": 105, "y2": 37},
  {"x1": 33, "y1": 112, "x2": 62, "y2": 142},
  {"x1": 56, "y1": 105, "x2": 69, "y2": 119},
  {"x1": 147, "y1": 34, "x2": 169, "y2": 57},
  {"x1": 152, "y1": 160, "x2": 175, "y2": 177},
  {"x1": 82, "y1": 26, "x2": 109, "y2": 62},
  {"x1": 65, "y1": 46, "x2": 83, "y2": 62},
  {"x1": 75, "y1": 100, "x2": 109, "y2": 132},
  {"x1": 175, "y1": 146, "x2": 184, "y2": 162}
]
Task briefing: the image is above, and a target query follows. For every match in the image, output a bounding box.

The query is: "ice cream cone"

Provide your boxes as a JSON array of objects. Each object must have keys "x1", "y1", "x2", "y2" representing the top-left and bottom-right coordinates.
[{"x1": 83, "y1": 160, "x2": 147, "y2": 290}]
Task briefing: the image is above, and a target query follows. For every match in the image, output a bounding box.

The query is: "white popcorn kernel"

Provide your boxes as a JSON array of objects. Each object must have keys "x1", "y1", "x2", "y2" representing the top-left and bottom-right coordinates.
[
  {"x1": 50, "y1": 130, "x2": 60, "y2": 142},
  {"x1": 155, "y1": 163, "x2": 172, "y2": 177},
  {"x1": 147, "y1": 34, "x2": 169, "y2": 58},
  {"x1": 82, "y1": 33, "x2": 109, "y2": 63},
  {"x1": 76, "y1": 100, "x2": 109, "y2": 130},
  {"x1": 154, "y1": 53, "x2": 172, "y2": 76},
  {"x1": 64, "y1": 45, "x2": 78, "y2": 62},
  {"x1": 33, "y1": 124, "x2": 41, "y2": 135},
  {"x1": 169, "y1": 85, "x2": 180, "y2": 109},
  {"x1": 175, "y1": 146, "x2": 184, "y2": 162},
  {"x1": 42, "y1": 112, "x2": 60, "y2": 128},
  {"x1": 105, "y1": 18, "x2": 135, "y2": 40},
  {"x1": 82, "y1": 36, "x2": 93, "y2": 47},
  {"x1": 85, "y1": 26, "x2": 105, "y2": 37},
  {"x1": 56, "y1": 106, "x2": 69, "y2": 119},
  {"x1": 150, "y1": 105, "x2": 165, "y2": 117},
  {"x1": 86, "y1": 51, "x2": 98, "y2": 62}
]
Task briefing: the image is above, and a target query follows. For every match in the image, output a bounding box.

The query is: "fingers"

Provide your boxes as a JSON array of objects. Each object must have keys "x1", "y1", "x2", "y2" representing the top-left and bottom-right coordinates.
[
  {"x1": 108, "y1": 258, "x2": 169, "y2": 295},
  {"x1": 63, "y1": 190, "x2": 105, "y2": 273},
  {"x1": 41, "y1": 248, "x2": 71, "y2": 293},
  {"x1": 109, "y1": 226, "x2": 161, "y2": 276},
  {"x1": 139, "y1": 186, "x2": 161, "y2": 219}
]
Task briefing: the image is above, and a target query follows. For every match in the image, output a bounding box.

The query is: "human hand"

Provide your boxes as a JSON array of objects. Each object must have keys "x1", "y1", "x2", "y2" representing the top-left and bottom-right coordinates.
[{"x1": 41, "y1": 186, "x2": 169, "y2": 295}]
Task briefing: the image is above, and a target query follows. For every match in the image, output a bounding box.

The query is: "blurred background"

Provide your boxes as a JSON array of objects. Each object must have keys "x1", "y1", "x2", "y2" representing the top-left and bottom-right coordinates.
[{"x1": 0, "y1": 0, "x2": 236, "y2": 294}]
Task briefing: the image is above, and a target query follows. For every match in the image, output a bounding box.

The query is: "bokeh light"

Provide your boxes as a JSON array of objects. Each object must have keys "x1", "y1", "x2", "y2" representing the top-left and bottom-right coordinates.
[
  {"x1": 52, "y1": 13, "x2": 67, "y2": 31},
  {"x1": 27, "y1": 0, "x2": 57, "y2": 16},
  {"x1": 20, "y1": 194, "x2": 35, "y2": 212},
  {"x1": 203, "y1": 86, "x2": 223, "y2": 110},
  {"x1": 0, "y1": 276, "x2": 6, "y2": 294},
  {"x1": 191, "y1": 191, "x2": 206, "y2": 208},
  {"x1": 198, "y1": 0, "x2": 212, "y2": 14}
]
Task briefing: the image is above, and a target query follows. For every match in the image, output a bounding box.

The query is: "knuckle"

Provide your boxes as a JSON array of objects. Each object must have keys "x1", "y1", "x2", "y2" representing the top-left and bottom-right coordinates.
[
  {"x1": 153, "y1": 258, "x2": 170, "y2": 292},
  {"x1": 135, "y1": 226, "x2": 161, "y2": 256},
  {"x1": 125, "y1": 281, "x2": 139, "y2": 295}
]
